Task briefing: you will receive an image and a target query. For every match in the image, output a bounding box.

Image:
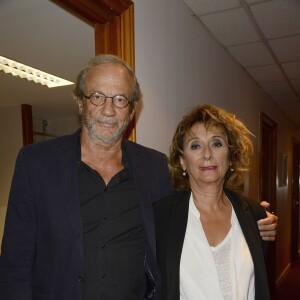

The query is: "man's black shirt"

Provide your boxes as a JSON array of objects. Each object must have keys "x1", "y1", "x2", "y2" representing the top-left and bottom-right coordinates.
[{"x1": 78, "y1": 148, "x2": 146, "y2": 299}]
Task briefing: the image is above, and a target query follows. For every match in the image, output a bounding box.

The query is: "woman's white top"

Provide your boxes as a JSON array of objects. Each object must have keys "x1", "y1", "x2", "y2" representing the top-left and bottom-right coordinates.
[{"x1": 180, "y1": 194, "x2": 255, "y2": 300}]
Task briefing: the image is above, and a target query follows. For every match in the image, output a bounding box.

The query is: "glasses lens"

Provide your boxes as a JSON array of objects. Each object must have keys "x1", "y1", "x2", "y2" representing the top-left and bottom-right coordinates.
[
  {"x1": 90, "y1": 93, "x2": 106, "y2": 106},
  {"x1": 113, "y1": 95, "x2": 129, "y2": 108}
]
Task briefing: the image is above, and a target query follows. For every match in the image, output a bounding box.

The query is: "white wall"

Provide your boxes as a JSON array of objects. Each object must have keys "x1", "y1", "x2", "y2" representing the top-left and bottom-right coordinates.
[
  {"x1": 33, "y1": 116, "x2": 80, "y2": 142},
  {"x1": 134, "y1": 0, "x2": 299, "y2": 283},
  {"x1": 0, "y1": 105, "x2": 23, "y2": 248}
]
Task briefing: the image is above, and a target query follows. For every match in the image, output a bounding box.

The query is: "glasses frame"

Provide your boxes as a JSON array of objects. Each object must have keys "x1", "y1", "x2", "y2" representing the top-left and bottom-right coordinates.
[{"x1": 83, "y1": 92, "x2": 132, "y2": 108}]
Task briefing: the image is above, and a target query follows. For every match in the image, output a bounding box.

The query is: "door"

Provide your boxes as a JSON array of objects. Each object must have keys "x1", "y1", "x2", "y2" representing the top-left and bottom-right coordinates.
[
  {"x1": 291, "y1": 139, "x2": 300, "y2": 262},
  {"x1": 52, "y1": 0, "x2": 136, "y2": 141},
  {"x1": 259, "y1": 112, "x2": 277, "y2": 296}
]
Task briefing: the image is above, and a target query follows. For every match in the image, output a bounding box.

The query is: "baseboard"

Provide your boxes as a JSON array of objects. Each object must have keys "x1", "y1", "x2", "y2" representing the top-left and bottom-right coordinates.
[{"x1": 276, "y1": 263, "x2": 291, "y2": 288}]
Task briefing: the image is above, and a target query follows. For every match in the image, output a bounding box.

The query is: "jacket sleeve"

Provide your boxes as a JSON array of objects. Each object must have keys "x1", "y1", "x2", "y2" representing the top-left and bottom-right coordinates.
[
  {"x1": 151, "y1": 153, "x2": 172, "y2": 205},
  {"x1": 0, "y1": 149, "x2": 35, "y2": 300},
  {"x1": 247, "y1": 199, "x2": 269, "y2": 257}
]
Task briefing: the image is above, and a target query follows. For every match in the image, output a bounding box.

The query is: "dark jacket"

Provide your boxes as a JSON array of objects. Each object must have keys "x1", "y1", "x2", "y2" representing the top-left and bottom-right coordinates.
[
  {"x1": 154, "y1": 189, "x2": 270, "y2": 300},
  {"x1": 0, "y1": 129, "x2": 172, "y2": 300}
]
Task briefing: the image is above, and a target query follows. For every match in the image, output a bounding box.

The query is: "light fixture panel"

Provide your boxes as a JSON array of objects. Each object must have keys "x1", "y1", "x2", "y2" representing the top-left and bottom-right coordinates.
[{"x1": 0, "y1": 56, "x2": 74, "y2": 88}]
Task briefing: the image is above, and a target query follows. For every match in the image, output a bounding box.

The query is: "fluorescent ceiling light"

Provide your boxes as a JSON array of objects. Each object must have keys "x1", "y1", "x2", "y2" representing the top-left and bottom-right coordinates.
[{"x1": 0, "y1": 56, "x2": 74, "y2": 88}]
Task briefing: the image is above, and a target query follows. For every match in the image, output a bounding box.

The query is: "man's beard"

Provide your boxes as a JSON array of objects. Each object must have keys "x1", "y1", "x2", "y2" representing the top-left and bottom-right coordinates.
[{"x1": 82, "y1": 113, "x2": 131, "y2": 146}]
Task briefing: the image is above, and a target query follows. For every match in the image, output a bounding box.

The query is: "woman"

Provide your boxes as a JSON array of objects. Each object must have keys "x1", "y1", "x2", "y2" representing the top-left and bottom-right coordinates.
[{"x1": 154, "y1": 104, "x2": 270, "y2": 300}]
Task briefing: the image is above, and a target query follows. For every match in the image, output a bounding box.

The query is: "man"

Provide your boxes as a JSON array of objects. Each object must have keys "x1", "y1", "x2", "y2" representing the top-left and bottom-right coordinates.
[{"x1": 0, "y1": 55, "x2": 277, "y2": 300}]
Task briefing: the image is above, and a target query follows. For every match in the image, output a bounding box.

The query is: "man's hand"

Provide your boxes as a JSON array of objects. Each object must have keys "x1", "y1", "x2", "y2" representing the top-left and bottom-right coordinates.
[{"x1": 257, "y1": 201, "x2": 278, "y2": 241}]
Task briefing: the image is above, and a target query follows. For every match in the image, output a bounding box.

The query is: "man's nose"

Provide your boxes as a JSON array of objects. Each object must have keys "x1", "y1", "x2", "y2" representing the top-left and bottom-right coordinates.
[{"x1": 101, "y1": 98, "x2": 115, "y2": 116}]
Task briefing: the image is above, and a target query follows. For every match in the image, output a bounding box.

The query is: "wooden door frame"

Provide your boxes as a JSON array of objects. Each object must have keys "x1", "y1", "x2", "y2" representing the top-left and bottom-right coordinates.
[
  {"x1": 291, "y1": 139, "x2": 300, "y2": 262},
  {"x1": 21, "y1": 104, "x2": 33, "y2": 145},
  {"x1": 259, "y1": 112, "x2": 277, "y2": 295},
  {"x1": 51, "y1": 0, "x2": 136, "y2": 141},
  {"x1": 259, "y1": 112, "x2": 277, "y2": 207}
]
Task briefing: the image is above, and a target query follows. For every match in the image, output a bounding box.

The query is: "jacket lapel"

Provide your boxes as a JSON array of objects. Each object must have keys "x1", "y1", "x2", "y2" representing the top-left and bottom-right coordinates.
[
  {"x1": 57, "y1": 130, "x2": 84, "y2": 261},
  {"x1": 122, "y1": 140, "x2": 155, "y2": 252},
  {"x1": 225, "y1": 190, "x2": 263, "y2": 259},
  {"x1": 225, "y1": 189, "x2": 268, "y2": 300},
  {"x1": 166, "y1": 190, "x2": 190, "y2": 300}
]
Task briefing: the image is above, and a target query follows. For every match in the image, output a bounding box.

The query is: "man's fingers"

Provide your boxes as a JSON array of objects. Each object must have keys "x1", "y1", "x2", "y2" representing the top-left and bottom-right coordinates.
[
  {"x1": 259, "y1": 228, "x2": 277, "y2": 237},
  {"x1": 257, "y1": 222, "x2": 278, "y2": 231},
  {"x1": 257, "y1": 209, "x2": 278, "y2": 241},
  {"x1": 261, "y1": 236, "x2": 276, "y2": 241},
  {"x1": 260, "y1": 201, "x2": 270, "y2": 209},
  {"x1": 257, "y1": 215, "x2": 278, "y2": 226}
]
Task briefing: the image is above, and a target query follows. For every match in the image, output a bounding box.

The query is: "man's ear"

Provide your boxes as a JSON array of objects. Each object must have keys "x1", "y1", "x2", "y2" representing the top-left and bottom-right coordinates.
[
  {"x1": 129, "y1": 102, "x2": 137, "y2": 121},
  {"x1": 77, "y1": 99, "x2": 83, "y2": 114}
]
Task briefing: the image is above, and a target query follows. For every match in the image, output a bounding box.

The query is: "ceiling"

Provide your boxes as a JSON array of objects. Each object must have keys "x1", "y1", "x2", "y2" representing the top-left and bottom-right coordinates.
[
  {"x1": 1, "y1": 0, "x2": 300, "y2": 127},
  {"x1": 183, "y1": 0, "x2": 300, "y2": 127},
  {"x1": 0, "y1": 0, "x2": 94, "y2": 120}
]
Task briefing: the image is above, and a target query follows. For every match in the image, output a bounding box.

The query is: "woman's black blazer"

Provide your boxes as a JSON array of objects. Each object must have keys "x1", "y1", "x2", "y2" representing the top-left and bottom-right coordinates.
[{"x1": 154, "y1": 188, "x2": 270, "y2": 300}]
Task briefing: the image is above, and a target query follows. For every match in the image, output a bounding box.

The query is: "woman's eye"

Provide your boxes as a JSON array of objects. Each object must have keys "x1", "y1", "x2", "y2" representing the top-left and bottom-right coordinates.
[
  {"x1": 212, "y1": 140, "x2": 223, "y2": 147},
  {"x1": 191, "y1": 144, "x2": 200, "y2": 150}
]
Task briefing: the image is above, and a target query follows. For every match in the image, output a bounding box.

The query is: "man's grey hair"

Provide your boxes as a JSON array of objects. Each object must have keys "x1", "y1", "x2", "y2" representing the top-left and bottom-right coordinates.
[{"x1": 73, "y1": 54, "x2": 141, "y2": 104}]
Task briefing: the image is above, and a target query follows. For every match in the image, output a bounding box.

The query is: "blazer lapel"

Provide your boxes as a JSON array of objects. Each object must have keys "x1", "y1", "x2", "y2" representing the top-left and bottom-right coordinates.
[
  {"x1": 57, "y1": 131, "x2": 84, "y2": 261},
  {"x1": 122, "y1": 140, "x2": 155, "y2": 253},
  {"x1": 166, "y1": 190, "x2": 190, "y2": 300},
  {"x1": 224, "y1": 189, "x2": 268, "y2": 298},
  {"x1": 225, "y1": 190, "x2": 263, "y2": 258}
]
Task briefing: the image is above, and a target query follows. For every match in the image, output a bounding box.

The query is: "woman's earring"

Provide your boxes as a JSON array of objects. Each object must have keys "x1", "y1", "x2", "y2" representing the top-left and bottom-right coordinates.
[
  {"x1": 183, "y1": 170, "x2": 187, "y2": 176},
  {"x1": 230, "y1": 163, "x2": 234, "y2": 172}
]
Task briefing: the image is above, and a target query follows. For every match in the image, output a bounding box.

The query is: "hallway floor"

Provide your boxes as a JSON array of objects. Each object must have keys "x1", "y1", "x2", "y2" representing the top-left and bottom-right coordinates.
[{"x1": 272, "y1": 258, "x2": 300, "y2": 300}]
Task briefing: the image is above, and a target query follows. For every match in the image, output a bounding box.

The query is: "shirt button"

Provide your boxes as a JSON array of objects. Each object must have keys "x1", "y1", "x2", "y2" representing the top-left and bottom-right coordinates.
[
  {"x1": 101, "y1": 243, "x2": 106, "y2": 249},
  {"x1": 77, "y1": 275, "x2": 84, "y2": 283},
  {"x1": 101, "y1": 273, "x2": 106, "y2": 279}
]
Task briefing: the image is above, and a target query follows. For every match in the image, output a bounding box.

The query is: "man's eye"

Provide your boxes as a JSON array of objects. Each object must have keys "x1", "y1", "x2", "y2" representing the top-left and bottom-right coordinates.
[
  {"x1": 114, "y1": 96, "x2": 126, "y2": 103},
  {"x1": 92, "y1": 94, "x2": 104, "y2": 100}
]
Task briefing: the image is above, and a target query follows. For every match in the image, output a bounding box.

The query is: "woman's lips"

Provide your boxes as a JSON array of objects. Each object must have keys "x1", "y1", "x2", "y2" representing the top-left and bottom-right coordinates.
[{"x1": 200, "y1": 166, "x2": 217, "y2": 171}]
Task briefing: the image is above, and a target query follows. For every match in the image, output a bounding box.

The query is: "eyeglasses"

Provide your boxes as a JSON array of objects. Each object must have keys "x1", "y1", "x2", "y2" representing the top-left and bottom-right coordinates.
[{"x1": 83, "y1": 92, "x2": 132, "y2": 108}]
